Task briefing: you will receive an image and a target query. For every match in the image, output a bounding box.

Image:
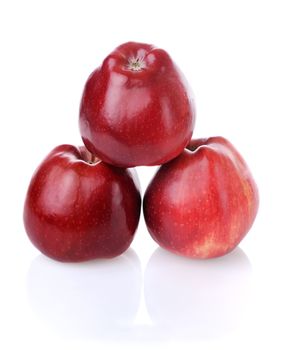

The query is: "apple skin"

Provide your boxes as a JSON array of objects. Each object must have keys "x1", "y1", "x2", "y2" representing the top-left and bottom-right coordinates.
[
  {"x1": 143, "y1": 137, "x2": 259, "y2": 259},
  {"x1": 79, "y1": 41, "x2": 195, "y2": 167},
  {"x1": 23, "y1": 145, "x2": 141, "y2": 262}
]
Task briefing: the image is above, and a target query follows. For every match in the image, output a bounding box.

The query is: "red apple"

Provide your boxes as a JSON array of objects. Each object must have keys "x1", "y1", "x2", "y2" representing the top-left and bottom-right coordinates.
[
  {"x1": 143, "y1": 137, "x2": 259, "y2": 259},
  {"x1": 23, "y1": 145, "x2": 141, "y2": 262},
  {"x1": 79, "y1": 41, "x2": 195, "y2": 167}
]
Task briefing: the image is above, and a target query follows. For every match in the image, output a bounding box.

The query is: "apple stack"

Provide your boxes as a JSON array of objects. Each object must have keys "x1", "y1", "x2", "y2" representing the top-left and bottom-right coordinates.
[{"x1": 24, "y1": 42, "x2": 259, "y2": 262}]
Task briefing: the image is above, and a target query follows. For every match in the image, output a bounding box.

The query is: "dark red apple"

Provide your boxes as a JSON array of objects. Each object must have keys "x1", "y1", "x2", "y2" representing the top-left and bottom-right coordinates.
[
  {"x1": 143, "y1": 137, "x2": 259, "y2": 259},
  {"x1": 79, "y1": 41, "x2": 195, "y2": 167},
  {"x1": 23, "y1": 145, "x2": 141, "y2": 262}
]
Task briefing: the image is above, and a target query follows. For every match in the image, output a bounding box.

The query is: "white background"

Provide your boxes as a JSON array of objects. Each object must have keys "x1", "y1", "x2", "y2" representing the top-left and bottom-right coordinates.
[{"x1": 0, "y1": 0, "x2": 297, "y2": 349}]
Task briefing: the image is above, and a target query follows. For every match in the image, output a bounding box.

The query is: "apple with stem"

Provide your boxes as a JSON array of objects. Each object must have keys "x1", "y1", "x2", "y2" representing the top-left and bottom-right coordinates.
[
  {"x1": 23, "y1": 144, "x2": 141, "y2": 262},
  {"x1": 79, "y1": 41, "x2": 195, "y2": 167},
  {"x1": 143, "y1": 137, "x2": 259, "y2": 259}
]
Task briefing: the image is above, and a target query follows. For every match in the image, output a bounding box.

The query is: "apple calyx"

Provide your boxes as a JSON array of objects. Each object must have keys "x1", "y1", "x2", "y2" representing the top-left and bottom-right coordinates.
[{"x1": 127, "y1": 56, "x2": 146, "y2": 71}]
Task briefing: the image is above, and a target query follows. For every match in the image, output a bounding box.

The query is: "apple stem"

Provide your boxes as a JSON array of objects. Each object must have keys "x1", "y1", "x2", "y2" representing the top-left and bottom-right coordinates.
[
  {"x1": 90, "y1": 153, "x2": 98, "y2": 164},
  {"x1": 78, "y1": 146, "x2": 100, "y2": 164}
]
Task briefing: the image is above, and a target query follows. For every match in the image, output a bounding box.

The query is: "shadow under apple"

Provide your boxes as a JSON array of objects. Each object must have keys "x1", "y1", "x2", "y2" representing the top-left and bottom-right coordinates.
[
  {"x1": 144, "y1": 247, "x2": 252, "y2": 341},
  {"x1": 26, "y1": 248, "x2": 142, "y2": 339}
]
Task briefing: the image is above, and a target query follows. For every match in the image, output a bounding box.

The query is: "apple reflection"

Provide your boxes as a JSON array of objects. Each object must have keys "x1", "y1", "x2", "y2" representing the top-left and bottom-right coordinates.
[
  {"x1": 26, "y1": 248, "x2": 142, "y2": 339},
  {"x1": 144, "y1": 247, "x2": 252, "y2": 340}
]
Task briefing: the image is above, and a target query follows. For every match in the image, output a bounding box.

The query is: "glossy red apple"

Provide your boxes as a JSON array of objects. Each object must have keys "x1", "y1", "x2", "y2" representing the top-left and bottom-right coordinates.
[
  {"x1": 23, "y1": 145, "x2": 141, "y2": 262},
  {"x1": 79, "y1": 41, "x2": 195, "y2": 167},
  {"x1": 143, "y1": 137, "x2": 259, "y2": 259}
]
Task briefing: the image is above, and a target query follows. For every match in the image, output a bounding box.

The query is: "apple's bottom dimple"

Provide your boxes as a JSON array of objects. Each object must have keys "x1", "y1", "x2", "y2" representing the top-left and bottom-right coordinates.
[{"x1": 126, "y1": 56, "x2": 146, "y2": 71}]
